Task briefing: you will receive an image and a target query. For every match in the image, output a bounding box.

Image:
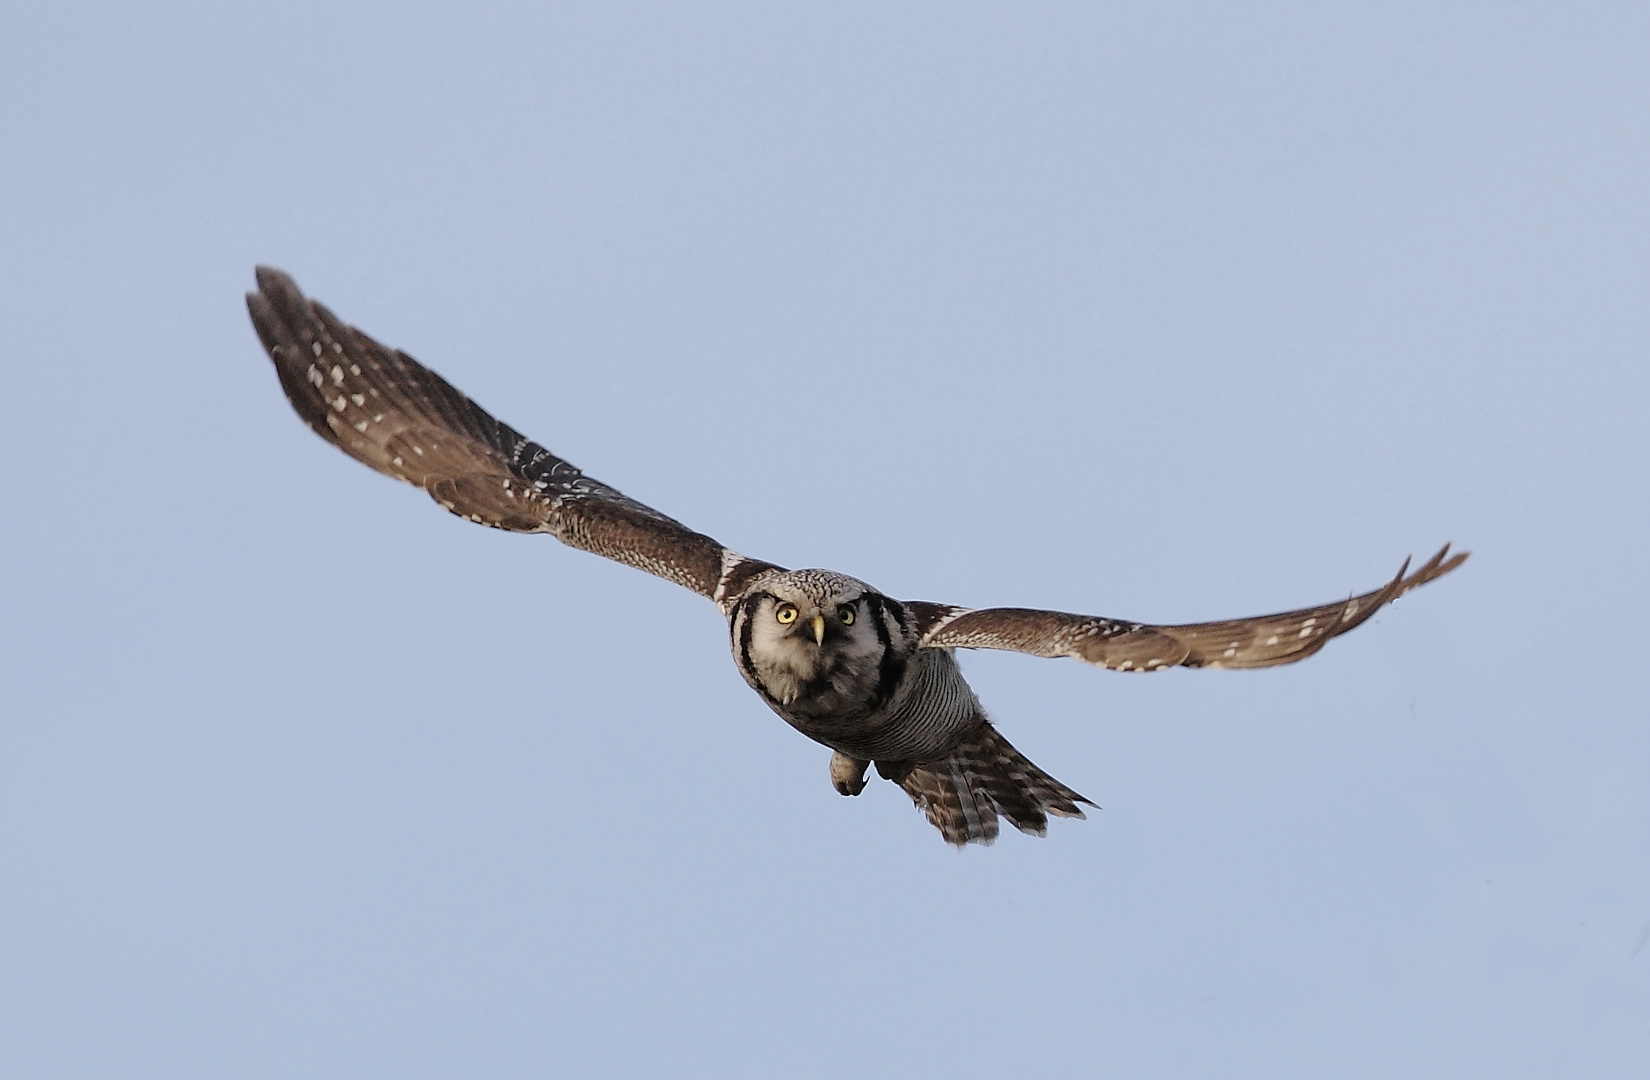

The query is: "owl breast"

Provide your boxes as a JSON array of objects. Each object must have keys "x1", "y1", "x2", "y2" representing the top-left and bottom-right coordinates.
[{"x1": 775, "y1": 648, "x2": 982, "y2": 762}]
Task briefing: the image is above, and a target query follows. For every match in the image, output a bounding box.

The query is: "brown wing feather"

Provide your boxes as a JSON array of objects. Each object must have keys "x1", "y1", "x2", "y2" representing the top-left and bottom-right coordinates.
[
  {"x1": 247, "y1": 267, "x2": 778, "y2": 599},
  {"x1": 910, "y1": 545, "x2": 1467, "y2": 671}
]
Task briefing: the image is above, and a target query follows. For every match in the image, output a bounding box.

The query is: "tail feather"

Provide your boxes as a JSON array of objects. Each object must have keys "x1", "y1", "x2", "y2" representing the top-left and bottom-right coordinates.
[{"x1": 887, "y1": 723, "x2": 1092, "y2": 846}]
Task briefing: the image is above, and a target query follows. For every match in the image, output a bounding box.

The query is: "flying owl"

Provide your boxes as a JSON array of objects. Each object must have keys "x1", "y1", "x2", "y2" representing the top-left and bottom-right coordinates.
[{"x1": 246, "y1": 267, "x2": 1466, "y2": 846}]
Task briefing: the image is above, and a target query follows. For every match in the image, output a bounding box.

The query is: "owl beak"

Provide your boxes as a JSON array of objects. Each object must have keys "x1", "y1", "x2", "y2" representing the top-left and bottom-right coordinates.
[{"x1": 810, "y1": 614, "x2": 826, "y2": 645}]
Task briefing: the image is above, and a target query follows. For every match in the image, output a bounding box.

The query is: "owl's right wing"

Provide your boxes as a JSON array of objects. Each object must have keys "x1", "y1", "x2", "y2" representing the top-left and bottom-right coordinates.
[
  {"x1": 906, "y1": 545, "x2": 1466, "y2": 671},
  {"x1": 247, "y1": 267, "x2": 780, "y2": 605}
]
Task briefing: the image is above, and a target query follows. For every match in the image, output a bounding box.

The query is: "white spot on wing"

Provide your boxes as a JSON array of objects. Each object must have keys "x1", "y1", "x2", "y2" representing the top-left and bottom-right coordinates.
[
  {"x1": 919, "y1": 607, "x2": 973, "y2": 644},
  {"x1": 712, "y1": 549, "x2": 750, "y2": 606}
]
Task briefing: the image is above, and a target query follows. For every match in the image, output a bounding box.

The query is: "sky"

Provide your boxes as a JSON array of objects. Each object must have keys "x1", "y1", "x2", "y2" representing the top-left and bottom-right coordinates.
[{"x1": 2, "y1": 2, "x2": 1647, "y2": 1076}]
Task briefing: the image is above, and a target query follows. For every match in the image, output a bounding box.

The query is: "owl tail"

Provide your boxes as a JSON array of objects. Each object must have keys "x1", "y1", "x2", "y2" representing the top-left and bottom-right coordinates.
[{"x1": 879, "y1": 723, "x2": 1093, "y2": 847}]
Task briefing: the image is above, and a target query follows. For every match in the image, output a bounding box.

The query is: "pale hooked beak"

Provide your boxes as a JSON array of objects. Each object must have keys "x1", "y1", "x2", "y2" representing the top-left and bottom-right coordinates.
[{"x1": 810, "y1": 614, "x2": 826, "y2": 645}]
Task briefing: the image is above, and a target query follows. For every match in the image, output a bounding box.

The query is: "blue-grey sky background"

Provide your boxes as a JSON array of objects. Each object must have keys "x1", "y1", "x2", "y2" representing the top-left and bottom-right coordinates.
[{"x1": 3, "y1": 2, "x2": 1647, "y2": 1076}]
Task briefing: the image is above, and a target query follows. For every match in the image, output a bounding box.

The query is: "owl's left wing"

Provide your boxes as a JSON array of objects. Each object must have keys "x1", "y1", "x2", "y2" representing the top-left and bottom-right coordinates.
[
  {"x1": 247, "y1": 267, "x2": 779, "y2": 603},
  {"x1": 906, "y1": 545, "x2": 1466, "y2": 671}
]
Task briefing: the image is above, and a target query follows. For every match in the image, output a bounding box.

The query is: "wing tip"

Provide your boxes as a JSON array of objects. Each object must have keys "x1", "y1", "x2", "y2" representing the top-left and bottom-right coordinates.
[
  {"x1": 253, "y1": 264, "x2": 299, "y2": 295},
  {"x1": 1398, "y1": 542, "x2": 1470, "y2": 594}
]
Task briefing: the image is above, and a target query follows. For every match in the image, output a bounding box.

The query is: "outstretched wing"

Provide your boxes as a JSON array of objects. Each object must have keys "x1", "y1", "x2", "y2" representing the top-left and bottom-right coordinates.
[
  {"x1": 246, "y1": 266, "x2": 779, "y2": 604},
  {"x1": 907, "y1": 545, "x2": 1467, "y2": 671}
]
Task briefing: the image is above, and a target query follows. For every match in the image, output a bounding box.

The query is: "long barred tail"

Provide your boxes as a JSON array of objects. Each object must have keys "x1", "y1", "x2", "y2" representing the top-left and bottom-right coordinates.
[{"x1": 882, "y1": 723, "x2": 1093, "y2": 847}]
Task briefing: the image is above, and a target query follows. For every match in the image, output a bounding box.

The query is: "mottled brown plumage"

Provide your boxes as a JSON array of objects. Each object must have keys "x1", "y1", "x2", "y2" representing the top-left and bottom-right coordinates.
[
  {"x1": 247, "y1": 267, "x2": 1467, "y2": 847},
  {"x1": 905, "y1": 545, "x2": 1466, "y2": 672},
  {"x1": 247, "y1": 266, "x2": 777, "y2": 597}
]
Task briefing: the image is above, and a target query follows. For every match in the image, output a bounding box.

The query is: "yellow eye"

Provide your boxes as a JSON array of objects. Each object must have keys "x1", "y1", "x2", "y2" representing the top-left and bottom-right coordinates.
[
  {"x1": 775, "y1": 603, "x2": 799, "y2": 625},
  {"x1": 838, "y1": 605, "x2": 856, "y2": 625}
]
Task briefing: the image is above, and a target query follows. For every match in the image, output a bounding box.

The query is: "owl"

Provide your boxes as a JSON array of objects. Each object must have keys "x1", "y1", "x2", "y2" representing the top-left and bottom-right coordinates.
[{"x1": 247, "y1": 267, "x2": 1466, "y2": 846}]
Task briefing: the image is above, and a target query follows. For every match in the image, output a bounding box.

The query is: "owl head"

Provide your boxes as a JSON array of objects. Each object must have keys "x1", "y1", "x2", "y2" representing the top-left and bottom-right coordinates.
[
  {"x1": 752, "y1": 569, "x2": 872, "y2": 645},
  {"x1": 733, "y1": 569, "x2": 889, "y2": 712}
]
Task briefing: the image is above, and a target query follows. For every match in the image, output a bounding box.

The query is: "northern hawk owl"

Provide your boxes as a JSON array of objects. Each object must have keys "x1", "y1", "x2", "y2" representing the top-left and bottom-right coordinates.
[{"x1": 247, "y1": 268, "x2": 1466, "y2": 846}]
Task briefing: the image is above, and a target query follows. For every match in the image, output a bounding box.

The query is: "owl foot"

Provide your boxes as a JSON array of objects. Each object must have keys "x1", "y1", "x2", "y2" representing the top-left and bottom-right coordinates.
[{"x1": 830, "y1": 752, "x2": 870, "y2": 796}]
